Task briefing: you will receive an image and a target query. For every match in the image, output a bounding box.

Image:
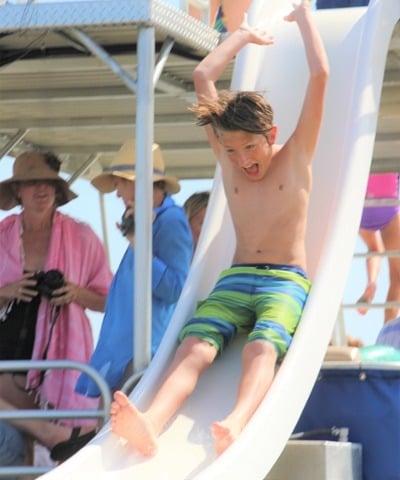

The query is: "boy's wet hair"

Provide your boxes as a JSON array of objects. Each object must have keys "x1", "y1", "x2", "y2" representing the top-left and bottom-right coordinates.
[{"x1": 190, "y1": 90, "x2": 274, "y2": 136}]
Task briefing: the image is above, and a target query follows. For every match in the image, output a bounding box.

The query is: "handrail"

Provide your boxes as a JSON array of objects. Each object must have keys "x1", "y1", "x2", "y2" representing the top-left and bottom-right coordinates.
[
  {"x1": 0, "y1": 360, "x2": 112, "y2": 478},
  {"x1": 120, "y1": 369, "x2": 145, "y2": 395},
  {"x1": 0, "y1": 466, "x2": 50, "y2": 478},
  {"x1": 354, "y1": 250, "x2": 400, "y2": 258},
  {"x1": 335, "y1": 195, "x2": 400, "y2": 344},
  {"x1": 342, "y1": 300, "x2": 400, "y2": 310},
  {"x1": 343, "y1": 247, "x2": 400, "y2": 325}
]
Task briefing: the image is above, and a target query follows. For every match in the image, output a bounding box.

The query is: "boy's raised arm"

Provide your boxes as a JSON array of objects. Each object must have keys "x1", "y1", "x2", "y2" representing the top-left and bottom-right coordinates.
[
  {"x1": 286, "y1": 1, "x2": 330, "y2": 156},
  {"x1": 193, "y1": 20, "x2": 274, "y2": 102},
  {"x1": 192, "y1": 19, "x2": 274, "y2": 154}
]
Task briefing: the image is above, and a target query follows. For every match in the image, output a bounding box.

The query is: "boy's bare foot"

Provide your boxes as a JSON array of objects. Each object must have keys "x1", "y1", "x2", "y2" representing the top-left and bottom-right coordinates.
[
  {"x1": 357, "y1": 282, "x2": 376, "y2": 315},
  {"x1": 110, "y1": 391, "x2": 158, "y2": 457},
  {"x1": 211, "y1": 420, "x2": 241, "y2": 455}
]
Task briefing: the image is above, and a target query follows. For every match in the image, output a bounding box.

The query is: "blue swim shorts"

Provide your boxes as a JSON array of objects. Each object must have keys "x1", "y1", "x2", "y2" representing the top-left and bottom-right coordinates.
[{"x1": 179, "y1": 264, "x2": 311, "y2": 359}]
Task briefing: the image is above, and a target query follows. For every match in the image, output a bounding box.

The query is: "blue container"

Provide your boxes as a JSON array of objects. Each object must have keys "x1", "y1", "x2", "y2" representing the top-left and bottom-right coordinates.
[
  {"x1": 294, "y1": 365, "x2": 400, "y2": 480},
  {"x1": 316, "y1": 0, "x2": 369, "y2": 8}
]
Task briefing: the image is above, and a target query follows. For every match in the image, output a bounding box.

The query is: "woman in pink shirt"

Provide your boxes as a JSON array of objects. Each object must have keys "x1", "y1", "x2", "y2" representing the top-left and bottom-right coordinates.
[
  {"x1": 358, "y1": 173, "x2": 400, "y2": 324},
  {"x1": 0, "y1": 151, "x2": 113, "y2": 463}
]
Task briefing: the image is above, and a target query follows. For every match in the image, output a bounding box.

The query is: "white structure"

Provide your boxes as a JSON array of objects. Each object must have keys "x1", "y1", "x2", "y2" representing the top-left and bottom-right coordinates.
[{"x1": 0, "y1": 0, "x2": 399, "y2": 478}]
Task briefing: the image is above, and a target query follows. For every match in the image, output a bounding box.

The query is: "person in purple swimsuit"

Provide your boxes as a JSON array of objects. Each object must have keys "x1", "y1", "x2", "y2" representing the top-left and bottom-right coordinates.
[{"x1": 357, "y1": 173, "x2": 400, "y2": 324}]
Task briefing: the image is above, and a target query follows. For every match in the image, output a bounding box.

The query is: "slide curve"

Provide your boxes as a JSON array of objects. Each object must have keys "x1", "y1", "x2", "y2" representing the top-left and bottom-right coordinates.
[{"x1": 40, "y1": 1, "x2": 400, "y2": 478}]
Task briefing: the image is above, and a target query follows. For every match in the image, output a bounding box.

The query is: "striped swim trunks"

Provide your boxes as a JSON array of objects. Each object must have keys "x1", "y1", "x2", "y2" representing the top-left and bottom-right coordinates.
[{"x1": 179, "y1": 264, "x2": 311, "y2": 359}]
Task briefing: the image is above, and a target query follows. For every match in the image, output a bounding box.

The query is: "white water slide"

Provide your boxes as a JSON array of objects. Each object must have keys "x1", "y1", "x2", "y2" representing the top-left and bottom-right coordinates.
[{"x1": 40, "y1": 1, "x2": 400, "y2": 478}]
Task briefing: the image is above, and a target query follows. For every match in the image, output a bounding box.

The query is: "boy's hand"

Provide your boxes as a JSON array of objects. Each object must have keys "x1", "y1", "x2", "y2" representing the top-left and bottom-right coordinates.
[
  {"x1": 238, "y1": 14, "x2": 275, "y2": 46},
  {"x1": 284, "y1": 1, "x2": 311, "y2": 23}
]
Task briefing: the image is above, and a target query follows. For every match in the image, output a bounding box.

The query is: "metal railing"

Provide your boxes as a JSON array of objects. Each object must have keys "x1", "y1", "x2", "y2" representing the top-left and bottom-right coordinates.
[
  {"x1": 334, "y1": 196, "x2": 400, "y2": 345},
  {"x1": 120, "y1": 370, "x2": 145, "y2": 396},
  {"x1": 0, "y1": 360, "x2": 112, "y2": 478}
]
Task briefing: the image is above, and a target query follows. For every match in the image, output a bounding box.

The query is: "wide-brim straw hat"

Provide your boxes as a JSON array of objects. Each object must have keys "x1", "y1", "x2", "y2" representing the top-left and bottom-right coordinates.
[
  {"x1": 91, "y1": 139, "x2": 180, "y2": 194},
  {"x1": 0, "y1": 151, "x2": 77, "y2": 211}
]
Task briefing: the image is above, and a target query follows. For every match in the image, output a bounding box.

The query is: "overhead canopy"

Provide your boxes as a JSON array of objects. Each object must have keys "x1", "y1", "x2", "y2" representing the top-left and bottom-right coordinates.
[
  {"x1": 0, "y1": 1, "x2": 399, "y2": 180},
  {"x1": 0, "y1": 0, "x2": 227, "y2": 181}
]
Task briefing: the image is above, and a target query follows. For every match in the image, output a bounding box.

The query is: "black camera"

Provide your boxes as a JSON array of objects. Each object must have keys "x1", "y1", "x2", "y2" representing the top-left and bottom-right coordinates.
[
  {"x1": 32, "y1": 269, "x2": 66, "y2": 298},
  {"x1": 120, "y1": 208, "x2": 135, "y2": 237}
]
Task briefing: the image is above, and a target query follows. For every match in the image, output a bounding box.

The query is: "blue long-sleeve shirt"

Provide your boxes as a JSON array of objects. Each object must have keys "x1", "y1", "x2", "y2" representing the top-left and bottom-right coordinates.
[{"x1": 75, "y1": 194, "x2": 193, "y2": 396}]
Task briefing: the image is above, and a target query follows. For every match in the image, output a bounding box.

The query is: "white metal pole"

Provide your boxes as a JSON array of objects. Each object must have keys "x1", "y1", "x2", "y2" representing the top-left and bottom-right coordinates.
[{"x1": 134, "y1": 23, "x2": 155, "y2": 371}]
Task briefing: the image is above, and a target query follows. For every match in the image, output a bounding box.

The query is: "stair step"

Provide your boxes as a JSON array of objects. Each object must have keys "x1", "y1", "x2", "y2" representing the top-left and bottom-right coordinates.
[{"x1": 265, "y1": 440, "x2": 362, "y2": 480}]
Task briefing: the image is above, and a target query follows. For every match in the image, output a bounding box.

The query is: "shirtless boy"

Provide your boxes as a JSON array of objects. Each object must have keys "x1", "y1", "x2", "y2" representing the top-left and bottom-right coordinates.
[{"x1": 110, "y1": 1, "x2": 329, "y2": 457}]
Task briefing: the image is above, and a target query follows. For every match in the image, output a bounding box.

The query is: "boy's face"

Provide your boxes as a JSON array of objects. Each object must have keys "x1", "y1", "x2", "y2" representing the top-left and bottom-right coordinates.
[{"x1": 218, "y1": 129, "x2": 276, "y2": 181}]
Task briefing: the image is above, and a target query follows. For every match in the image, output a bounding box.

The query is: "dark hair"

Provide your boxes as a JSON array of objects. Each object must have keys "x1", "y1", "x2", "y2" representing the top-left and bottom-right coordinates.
[
  {"x1": 42, "y1": 152, "x2": 62, "y2": 173},
  {"x1": 42, "y1": 152, "x2": 65, "y2": 205},
  {"x1": 190, "y1": 90, "x2": 274, "y2": 136}
]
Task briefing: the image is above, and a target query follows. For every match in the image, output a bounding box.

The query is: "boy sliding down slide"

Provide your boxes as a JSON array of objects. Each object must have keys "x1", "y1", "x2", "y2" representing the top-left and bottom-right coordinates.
[{"x1": 110, "y1": 0, "x2": 329, "y2": 457}]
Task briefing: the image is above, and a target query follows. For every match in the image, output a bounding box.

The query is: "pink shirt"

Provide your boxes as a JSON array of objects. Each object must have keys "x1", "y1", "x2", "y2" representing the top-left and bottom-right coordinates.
[
  {"x1": 366, "y1": 173, "x2": 399, "y2": 199},
  {"x1": 0, "y1": 211, "x2": 113, "y2": 427}
]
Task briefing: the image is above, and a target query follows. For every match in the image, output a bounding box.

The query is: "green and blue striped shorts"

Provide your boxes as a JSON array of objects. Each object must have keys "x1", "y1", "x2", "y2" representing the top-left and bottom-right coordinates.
[{"x1": 179, "y1": 264, "x2": 311, "y2": 359}]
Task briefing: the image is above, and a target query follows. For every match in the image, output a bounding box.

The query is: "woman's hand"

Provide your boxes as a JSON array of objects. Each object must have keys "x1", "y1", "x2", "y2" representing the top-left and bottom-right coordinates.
[
  {"x1": 284, "y1": 1, "x2": 311, "y2": 23},
  {"x1": 0, "y1": 272, "x2": 39, "y2": 305},
  {"x1": 51, "y1": 281, "x2": 107, "y2": 312},
  {"x1": 50, "y1": 281, "x2": 79, "y2": 307}
]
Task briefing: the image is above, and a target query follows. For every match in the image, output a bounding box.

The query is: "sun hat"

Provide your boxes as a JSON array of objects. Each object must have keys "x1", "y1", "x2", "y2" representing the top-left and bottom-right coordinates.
[
  {"x1": 0, "y1": 151, "x2": 77, "y2": 211},
  {"x1": 91, "y1": 139, "x2": 180, "y2": 194}
]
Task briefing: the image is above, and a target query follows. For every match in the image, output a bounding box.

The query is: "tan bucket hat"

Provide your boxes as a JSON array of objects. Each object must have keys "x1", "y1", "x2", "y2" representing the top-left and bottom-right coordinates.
[
  {"x1": 0, "y1": 151, "x2": 77, "y2": 211},
  {"x1": 91, "y1": 139, "x2": 180, "y2": 194}
]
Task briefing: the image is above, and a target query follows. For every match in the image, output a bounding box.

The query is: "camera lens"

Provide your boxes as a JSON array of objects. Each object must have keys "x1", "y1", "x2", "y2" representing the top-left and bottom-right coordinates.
[{"x1": 34, "y1": 270, "x2": 65, "y2": 298}]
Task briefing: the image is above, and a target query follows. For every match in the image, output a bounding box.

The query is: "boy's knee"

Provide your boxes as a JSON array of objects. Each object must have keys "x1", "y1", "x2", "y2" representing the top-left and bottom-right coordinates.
[
  {"x1": 179, "y1": 336, "x2": 218, "y2": 365},
  {"x1": 243, "y1": 339, "x2": 278, "y2": 362}
]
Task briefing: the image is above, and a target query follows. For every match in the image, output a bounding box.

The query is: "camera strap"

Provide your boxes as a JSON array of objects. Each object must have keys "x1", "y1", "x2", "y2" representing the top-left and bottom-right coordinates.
[
  {"x1": 41, "y1": 304, "x2": 61, "y2": 361},
  {"x1": 26, "y1": 304, "x2": 61, "y2": 392}
]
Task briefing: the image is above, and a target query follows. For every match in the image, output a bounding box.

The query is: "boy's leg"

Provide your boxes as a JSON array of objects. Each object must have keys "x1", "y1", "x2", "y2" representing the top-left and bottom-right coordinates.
[
  {"x1": 211, "y1": 339, "x2": 277, "y2": 455},
  {"x1": 111, "y1": 336, "x2": 218, "y2": 456}
]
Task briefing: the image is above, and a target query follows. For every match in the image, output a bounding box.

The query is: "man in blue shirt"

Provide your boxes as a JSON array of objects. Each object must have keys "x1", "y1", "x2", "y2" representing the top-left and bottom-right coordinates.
[{"x1": 76, "y1": 139, "x2": 193, "y2": 396}]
